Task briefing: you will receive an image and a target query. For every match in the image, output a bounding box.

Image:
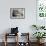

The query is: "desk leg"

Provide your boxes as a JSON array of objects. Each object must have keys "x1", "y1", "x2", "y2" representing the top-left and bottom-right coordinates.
[{"x1": 16, "y1": 34, "x2": 18, "y2": 46}]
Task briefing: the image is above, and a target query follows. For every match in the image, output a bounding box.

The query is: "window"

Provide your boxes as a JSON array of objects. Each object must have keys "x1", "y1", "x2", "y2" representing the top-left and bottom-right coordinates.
[{"x1": 37, "y1": 0, "x2": 46, "y2": 18}]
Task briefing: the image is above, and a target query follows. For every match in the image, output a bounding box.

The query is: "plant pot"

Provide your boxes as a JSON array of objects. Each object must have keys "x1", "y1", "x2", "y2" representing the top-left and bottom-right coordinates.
[
  {"x1": 37, "y1": 39, "x2": 45, "y2": 44},
  {"x1": 40, "y1": 38, "x2": 45, "y2": 43}
]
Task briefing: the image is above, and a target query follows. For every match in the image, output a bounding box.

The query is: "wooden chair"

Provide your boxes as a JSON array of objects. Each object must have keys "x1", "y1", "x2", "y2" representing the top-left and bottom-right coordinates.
[
  {"x1": 18, "y1": 33, "x2": 30, "y2": 46},
  {"x1": 4, "y1": 33, "x2": 18, "y2": 46}
]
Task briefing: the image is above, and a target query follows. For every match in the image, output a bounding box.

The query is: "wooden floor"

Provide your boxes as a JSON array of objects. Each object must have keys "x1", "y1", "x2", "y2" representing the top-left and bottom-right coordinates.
[{"x1": 0, "y1": 42, "x2": 46, "y2": 46}]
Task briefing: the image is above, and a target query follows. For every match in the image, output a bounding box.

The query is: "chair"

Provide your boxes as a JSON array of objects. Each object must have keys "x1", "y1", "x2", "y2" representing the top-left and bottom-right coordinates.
[{"x1": 18, "y1": 33, "x2": 30, "y2": 46}]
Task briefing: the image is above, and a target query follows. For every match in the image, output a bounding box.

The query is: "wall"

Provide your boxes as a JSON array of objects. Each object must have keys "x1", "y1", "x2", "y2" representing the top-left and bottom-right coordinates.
[{"x1": 0, "y1": 0, "x2": 36, "y2": 42}]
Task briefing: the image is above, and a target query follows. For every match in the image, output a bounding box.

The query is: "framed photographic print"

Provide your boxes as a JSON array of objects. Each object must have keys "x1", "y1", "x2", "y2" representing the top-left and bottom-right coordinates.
[{"x1": 10, "y1": 8, "x2": 25, "y2": 19}]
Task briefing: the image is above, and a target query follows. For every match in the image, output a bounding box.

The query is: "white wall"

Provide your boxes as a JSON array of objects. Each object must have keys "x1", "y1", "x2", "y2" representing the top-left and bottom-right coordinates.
[{"x1": 0, "y1": 0, "x2": 36, "y2": 42}]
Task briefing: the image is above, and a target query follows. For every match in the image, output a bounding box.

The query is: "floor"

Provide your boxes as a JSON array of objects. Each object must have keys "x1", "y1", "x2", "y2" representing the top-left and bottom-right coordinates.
[{"x1": 0, "y1": 42, "x2": 46, "y2": 46}]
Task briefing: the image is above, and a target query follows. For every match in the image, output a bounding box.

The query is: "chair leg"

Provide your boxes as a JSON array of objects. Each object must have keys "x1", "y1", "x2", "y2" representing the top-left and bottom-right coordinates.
[
  {"x1": 4, "y1": 33, "x2": 7, "y2": 46},
  {"x1": 4, "y1": 41, "x2": 7, "y2": 46}
]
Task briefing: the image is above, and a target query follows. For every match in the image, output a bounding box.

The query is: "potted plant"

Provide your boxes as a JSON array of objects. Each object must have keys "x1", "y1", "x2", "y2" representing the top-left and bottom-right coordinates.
[{"x1": 33, "y1": 32, "x2": 46, "y2": 43}]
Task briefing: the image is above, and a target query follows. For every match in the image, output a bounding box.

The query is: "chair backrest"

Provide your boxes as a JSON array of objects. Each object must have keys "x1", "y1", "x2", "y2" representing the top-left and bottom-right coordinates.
[{"x1": 18, "y1": 33, "x2": 29, "y2": 42}]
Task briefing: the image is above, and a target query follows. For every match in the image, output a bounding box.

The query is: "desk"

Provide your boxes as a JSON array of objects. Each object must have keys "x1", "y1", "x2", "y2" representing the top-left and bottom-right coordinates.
[
  {"x1": 4, "y1": 33, "x2": 18, "y2": 46},
  {"x1": 4, "y1": 33, "x2": 30, "y2": 46}
]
